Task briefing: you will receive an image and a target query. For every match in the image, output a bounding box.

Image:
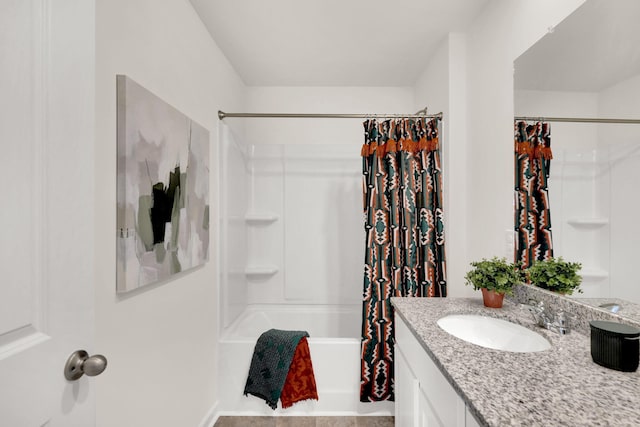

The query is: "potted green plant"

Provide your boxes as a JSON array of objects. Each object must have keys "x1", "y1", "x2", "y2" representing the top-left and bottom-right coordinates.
[
  {"x1": 464, "y1": 257, "x2": 525, "y2": 308},
  {"x1": 527, "y1": 257, "x2": 583, "y2": 295}
]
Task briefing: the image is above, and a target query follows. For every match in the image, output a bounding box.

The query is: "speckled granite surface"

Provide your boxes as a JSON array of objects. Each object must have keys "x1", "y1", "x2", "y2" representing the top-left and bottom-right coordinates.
[
  {"x1": 578, "y1": 297, "x2": 640, "y2": 320},
  {"x1": 391, "y1": 296, "x2": 640, "y2": 427},
  {"x1": 512, "y1": 284, "x2": 640, "y2": 334}
]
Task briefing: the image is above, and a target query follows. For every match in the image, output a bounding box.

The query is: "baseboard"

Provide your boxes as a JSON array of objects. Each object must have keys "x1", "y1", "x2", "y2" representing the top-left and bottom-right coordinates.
[
  {"x1": 198, "y1": 401, "x2": 220, "y2": 427},
  {"x1": 217, "y1": 410, "x2": 394, "y2": 417}
]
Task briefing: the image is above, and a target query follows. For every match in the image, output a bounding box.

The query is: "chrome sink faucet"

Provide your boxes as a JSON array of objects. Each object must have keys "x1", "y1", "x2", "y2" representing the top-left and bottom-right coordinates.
[{"x1": 521, "y1": 300, "x2": 571, "y2": 335}]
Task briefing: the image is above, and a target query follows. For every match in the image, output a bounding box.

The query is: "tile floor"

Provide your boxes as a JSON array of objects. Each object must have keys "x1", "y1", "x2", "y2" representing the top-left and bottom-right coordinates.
[{"x1": 213, "y1": 416, "x2": 394, "y2": 427}]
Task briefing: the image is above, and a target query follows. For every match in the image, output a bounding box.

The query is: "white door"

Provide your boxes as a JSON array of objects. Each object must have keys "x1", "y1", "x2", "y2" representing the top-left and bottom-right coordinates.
[{"x1": 0, "y1": 1, "x2": 97, "y2": 426}]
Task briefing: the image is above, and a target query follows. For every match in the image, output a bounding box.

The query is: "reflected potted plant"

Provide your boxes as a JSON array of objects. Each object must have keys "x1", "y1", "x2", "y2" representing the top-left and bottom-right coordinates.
[
  {"x1": 464, "y1": 257, "x2": 525, "y2": 308},
  {"x1": 527, "y1": 257, "x2": 583, "y2": 295}
]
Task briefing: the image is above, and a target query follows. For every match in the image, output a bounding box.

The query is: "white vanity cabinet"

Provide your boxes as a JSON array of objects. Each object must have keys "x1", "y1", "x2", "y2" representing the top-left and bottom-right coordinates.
[{"x1": 394, "y1": 314, "x2": 482, "y2": 427}]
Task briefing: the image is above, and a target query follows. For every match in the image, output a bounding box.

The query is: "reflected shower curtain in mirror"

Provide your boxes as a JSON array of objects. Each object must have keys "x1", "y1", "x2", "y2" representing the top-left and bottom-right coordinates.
[
  {"x1": 514, "y1": 121, "x2": 554, "y2": 268},
  {"x1": 360, "y1": 117, "x2": 446, "y2": 402}
]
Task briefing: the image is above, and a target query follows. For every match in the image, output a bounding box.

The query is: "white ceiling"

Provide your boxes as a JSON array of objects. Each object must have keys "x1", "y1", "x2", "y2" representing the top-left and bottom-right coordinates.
[
  {"x1": 190, "y1": 0, "x2": 489, "y2": 87},
  {"x1": 515, "y1": 0, "x2": 640, "y2": 92}
]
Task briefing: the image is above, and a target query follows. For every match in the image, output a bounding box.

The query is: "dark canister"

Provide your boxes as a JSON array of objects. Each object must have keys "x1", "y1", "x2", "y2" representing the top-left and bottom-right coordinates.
[{"x1": 589, "y1": 320, "x2": 639, "y2": 372}]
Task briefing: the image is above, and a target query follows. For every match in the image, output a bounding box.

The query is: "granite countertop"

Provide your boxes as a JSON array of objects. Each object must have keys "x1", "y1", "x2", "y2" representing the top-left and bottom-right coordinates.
[
  {"x1": 577, "y1": 297, "x2": 640, "y2": 323},
  {"x1": 391, "y1": 297, "x2": 640, "y2": 427}
]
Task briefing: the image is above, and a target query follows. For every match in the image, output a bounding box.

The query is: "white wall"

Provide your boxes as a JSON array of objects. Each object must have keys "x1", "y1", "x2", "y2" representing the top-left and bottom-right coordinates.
[
  {"x1": 95, "y1": 0, "x2": 245, "y2": 425},
  {"x1": 599, "y1": 74, "x2": 640, "y2": 304},
  {"x1": 413, "y1": 33, "x2": 471, "y2": 297},
  {"x1": 414, "y1": 37, "x2": 450, "y2": 116},
  {"x1": 245, "y1": 86, "x2": 414, "y2": 146},
  {"x1": 465, "y1": 0, "x2": 585, "y2": 273},
  {"x1": 599, "y1": 74, "x2": 640, "y2": 119}
]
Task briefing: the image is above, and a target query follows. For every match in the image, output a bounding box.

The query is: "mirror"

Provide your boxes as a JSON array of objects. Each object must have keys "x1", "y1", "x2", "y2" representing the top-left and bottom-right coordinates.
[{"x1": 514, "y1": 0, "x2": 640, "y2": 316}]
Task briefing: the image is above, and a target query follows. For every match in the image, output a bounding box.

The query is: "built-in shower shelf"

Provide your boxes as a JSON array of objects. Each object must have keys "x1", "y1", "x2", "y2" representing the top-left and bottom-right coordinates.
[
  {"x1": 567, "y1": 218, "x2": 609, "y2": 227},
  {"x1": 244, "y1": 212, "x2": 279, "y2": 224},
  {"x1": 245, "y1": 265, "x2": 279, "y2": 277},
  {"x1": 581, "y1": 269, "x2": 609, "y2": 280}
]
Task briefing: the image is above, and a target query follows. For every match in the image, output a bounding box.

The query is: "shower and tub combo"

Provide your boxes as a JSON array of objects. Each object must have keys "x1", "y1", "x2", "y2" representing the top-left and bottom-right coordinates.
[{"x1": 217, "y1": 123, "x2": 394, "y2": 415}]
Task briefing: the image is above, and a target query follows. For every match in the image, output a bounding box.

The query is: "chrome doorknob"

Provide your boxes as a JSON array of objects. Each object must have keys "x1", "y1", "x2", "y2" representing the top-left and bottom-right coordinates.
[{"x1": 64, "y1": 350, "x2": 108, "y2": 381}]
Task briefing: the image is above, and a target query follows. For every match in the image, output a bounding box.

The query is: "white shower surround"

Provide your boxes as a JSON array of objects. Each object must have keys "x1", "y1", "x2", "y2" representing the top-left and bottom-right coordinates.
[
  {"x1": 218, "y1": 119, "x2": 398, "y2": 415},
  {"x1": 219, "y1": 122, "x2": 368, "y2": 323}
]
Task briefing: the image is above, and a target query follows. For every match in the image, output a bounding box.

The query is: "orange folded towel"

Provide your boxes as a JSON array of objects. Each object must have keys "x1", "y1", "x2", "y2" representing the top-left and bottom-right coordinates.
[{"x1": 280, "y1": 337, "x2": 318, "y2": 408}]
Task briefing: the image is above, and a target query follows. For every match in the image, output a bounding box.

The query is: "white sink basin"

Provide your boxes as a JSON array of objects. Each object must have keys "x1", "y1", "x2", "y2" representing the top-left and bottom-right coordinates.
[{"x1": 437, "y1": 314, "x2": 551, "y2": 353}]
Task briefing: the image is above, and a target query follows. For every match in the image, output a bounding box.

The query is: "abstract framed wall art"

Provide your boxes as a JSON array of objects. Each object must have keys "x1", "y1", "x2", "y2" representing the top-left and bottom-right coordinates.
[{"x1": 116, "y1": 75, "x2": 209, "y2": 293}]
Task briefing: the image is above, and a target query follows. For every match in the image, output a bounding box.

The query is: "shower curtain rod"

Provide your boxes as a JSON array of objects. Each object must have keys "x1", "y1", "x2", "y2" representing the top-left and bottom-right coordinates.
[
  {"x1": 218, "y1": 110, "x2": 443, "y2": 120},
  {"x1": 515, "y1": 116, "x2": 640, "y2": 124}
]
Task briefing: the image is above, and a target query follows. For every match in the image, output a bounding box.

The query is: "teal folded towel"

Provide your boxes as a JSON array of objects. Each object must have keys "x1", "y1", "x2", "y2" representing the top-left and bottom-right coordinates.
[{"x1": 243, "y1": 329, "x2": 309, "y2": 409}]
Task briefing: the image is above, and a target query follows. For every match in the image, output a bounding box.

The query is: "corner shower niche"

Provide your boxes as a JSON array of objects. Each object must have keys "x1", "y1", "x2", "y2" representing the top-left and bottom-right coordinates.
[
  {"x1": 220, "y1": 126, "x2": 364, "y2": 328},
  {"x1": 243, "y1": 144, "x2": 283, "y2": 283}
]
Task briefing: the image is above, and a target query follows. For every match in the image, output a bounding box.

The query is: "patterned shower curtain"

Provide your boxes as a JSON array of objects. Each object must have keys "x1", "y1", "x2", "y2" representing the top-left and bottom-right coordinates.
[
  {"x1": 514, "y1": 121, "x2": 554, "y2": 268},
  {"x1": 360, "y1": 117, "x2": 446, "y2": 402}
]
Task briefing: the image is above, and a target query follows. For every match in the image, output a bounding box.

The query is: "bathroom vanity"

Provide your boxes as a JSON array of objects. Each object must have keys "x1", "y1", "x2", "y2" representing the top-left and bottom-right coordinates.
[
  {"x1": 392, "y1": 297, "x2": 640, "y2": 426},
  {"x1": 395, "y1": 308, "x2": 481, "y2": 426}
]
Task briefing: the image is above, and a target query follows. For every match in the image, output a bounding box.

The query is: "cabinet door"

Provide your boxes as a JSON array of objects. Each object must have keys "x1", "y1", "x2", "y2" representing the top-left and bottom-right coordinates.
[
  {"x1": 418, "y1": 386, "x2": 446, "y2": 427},
  {"x1": 395, "y1": 314, "x2": 467, "y2": 426},
  {"x1": 466, "y1": 407, "x2": 482, "y2": 427},
  {"x1": 395, "y1": 343, "x2": 419, "y2": 427}
]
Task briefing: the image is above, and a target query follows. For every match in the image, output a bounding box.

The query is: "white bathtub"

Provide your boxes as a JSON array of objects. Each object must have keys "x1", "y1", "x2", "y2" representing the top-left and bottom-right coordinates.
[{"x1": 218, "y1": 304, "x2": 394, "y2": 416}]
